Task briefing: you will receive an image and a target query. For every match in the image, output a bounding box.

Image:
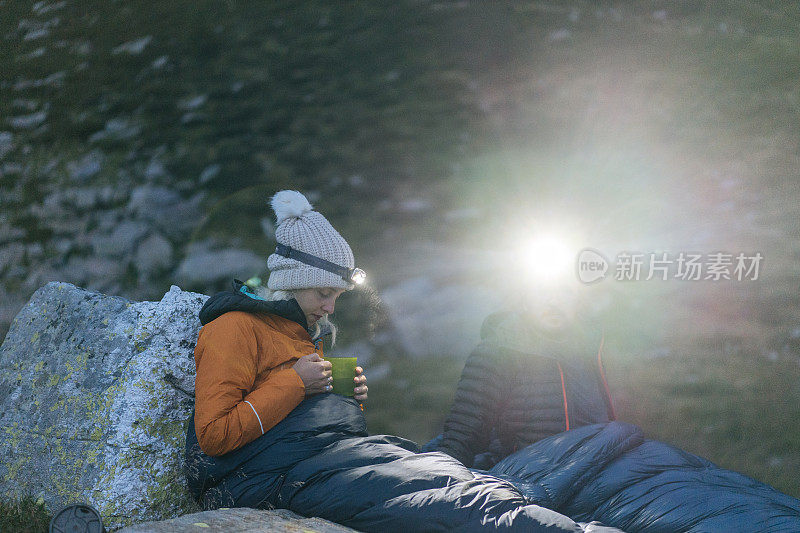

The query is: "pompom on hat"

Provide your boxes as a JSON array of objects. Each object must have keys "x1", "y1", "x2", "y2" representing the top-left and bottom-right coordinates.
[{"x1": 267, "y1": 190, "x2": 356, "y2": 291}]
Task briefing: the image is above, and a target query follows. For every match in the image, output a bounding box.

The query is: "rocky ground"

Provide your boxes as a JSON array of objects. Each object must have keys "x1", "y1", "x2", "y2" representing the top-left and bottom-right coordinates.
[{"x1": 114, "y1": 507, "x2": 358, "y2": 533}]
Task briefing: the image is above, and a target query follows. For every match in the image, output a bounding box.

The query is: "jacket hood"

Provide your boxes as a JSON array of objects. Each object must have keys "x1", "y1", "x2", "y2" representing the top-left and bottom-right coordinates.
[
  {"x1": 199, "y1": 280, "x2": 333, "y2": 341},
  {"x1": 479, "y1": 310, "x2": 603, "y2": 361}
]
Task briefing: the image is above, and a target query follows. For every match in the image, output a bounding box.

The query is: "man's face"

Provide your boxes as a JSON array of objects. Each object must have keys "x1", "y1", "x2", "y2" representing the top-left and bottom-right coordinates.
[
  {"x1": 293, "y1": 287, "x2": 346, "y2": 327},
  {"x1": 527, "y1": 285, "x2": 579, "y2": 332}
]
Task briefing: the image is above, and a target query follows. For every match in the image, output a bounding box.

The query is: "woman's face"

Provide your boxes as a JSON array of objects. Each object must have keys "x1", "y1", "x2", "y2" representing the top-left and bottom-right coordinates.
[{"x1": 293, "y1": 287, "x2": 346, "y2": 327}]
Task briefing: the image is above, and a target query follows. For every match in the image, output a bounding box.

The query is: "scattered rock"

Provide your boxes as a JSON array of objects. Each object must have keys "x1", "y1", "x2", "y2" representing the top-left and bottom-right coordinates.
[
  {"x1": 112, "y1": 35, "x2": 153, "y2": 55},
  {"x1": 71, "y1": 40, "x2": 92, "y2": 55},
  {"x1": 18, "y1": 17, "x2": 60, "y2": 40},
  {"x1": 2, "y1": 162, "x2": 24, "y2": 175},
  {"x1": 548, "y1": 29, "x2": 571, "y2": 42},
  {"x1": 52, "y1": 237, "x2": 73, "y2": 255},
  {"x1": 145, "y1": 155, "x2": 168, "y2": 181},
  {"x1": 176, "y1": 241, "x2": 264, "y2": 286},
  {"x1": 116, "y1": 507, "x2": 358, "y2": 532},
  {"x1": 198, "y1": 164, "x2": 220, "y2": 184},
  {"x1": 0, "y1": 131, "x2": 13, "y2": 158},
  {"x1": 151, "y1": 55, "x2": 169, "y2": 69},
  {"x1": 178, "y1": 94, "x2": 207, "y2": 111},
  {"x1": 381, "y1": 276, "x2": 502, "y2": 357},
  {"x1": 135, "y1": 233, "x2": 174, "y2": 276},
  {"x1": 91, "y1": 220, "x2": 150, "y2": 258},
  {"x1": 652, "y1": 10, "x2": 667, "y2": 21},
  {"x1": 568, "y1": 7, "x2": 580, "y2": 22},
  {"x1": 23, "y1": 28, "x2": 50, "y2": 40},
  {"x1": 32, "y1": 1, "x2": 67, "y2": 15},
  {"x1": 0, "y1": 242, "x2": 25, "y2": 274},
  {"x1": 12, "y1": 70, "x2": 65, "y2": 90},
  {"x1": 128, "y1": 185, "x2": 181, "y2": 214},
  {"x1": 66, "y1": 150, "x2": 104, "y2": 181},
  {"x1": 0, "y1": 220, "x2": 25, "y2": 244},
  {"x1": 25, "y1": 242, "x2": 43, "y2": 260},
  {"x1": 95, "y1": 209, "x2": 122, "y2": 231},
  {"x1": 28, "y1": 255, "x2": 122, "y2": 290},
  {"x1": 40, "y1": 187, "x2": 105, "y2": 212},
  {"x1": 88, "y1": 117, "x2": 142, "y2": 143},
  {"x1": 128, "y1": 186, "x2": 203, "y2": 240},
  {"x1": 768, "y1": 456, "x2": 783, "y2": 468},
  {"x1": 6, "y1": 108, "x2": 48, "y2": 129},
  {"x1": 16, "y1": 46, "x2": 47, "y2": 60},
  {"x1": 397, "y1": 198, "x2": 432, "y2": 212},
  {"x1": 0, "y1": 292, "x2": 25, "y2": 329},
  {"x1": 377, "y1": 242, "x2": 506, "y2": 357},
  {"x1": 11, "y1": 98, "x2": 39, "y2": 111},
  {"x1": 180, "y1": 112, "x2": 204, "y2": 124},
  {"x1": 0, "y1": 282, "x2": 206, "y2": 531}
]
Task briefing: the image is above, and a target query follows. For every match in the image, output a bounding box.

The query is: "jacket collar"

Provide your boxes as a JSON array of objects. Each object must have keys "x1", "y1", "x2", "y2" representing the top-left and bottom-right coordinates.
[{"x1": 198, "y1": 280, "x2": 332, "y2": 342}]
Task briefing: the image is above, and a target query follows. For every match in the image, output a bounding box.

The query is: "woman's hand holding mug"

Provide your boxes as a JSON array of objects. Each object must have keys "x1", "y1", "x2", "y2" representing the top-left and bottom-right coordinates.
[
  {"x1": 354, "y1": 366, "x2": 368, "y2": 401},
  {"x1": 293, "y1": 353, "x2": 333, "y2": 395}
]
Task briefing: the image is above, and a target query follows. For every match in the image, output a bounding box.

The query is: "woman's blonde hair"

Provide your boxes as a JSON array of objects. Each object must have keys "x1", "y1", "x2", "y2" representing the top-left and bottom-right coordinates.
[{"x1": 255, "y1": 286, "x2": 338, "y2": 345}]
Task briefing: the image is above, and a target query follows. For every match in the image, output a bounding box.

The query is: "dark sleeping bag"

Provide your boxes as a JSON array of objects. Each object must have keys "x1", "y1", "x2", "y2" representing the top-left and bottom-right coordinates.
[
  {"x1": 185, "y1": 393, "x2": 800, "y2": 532},
  {"x1": 485, "y1": 423, "x2": 800, "y2": 533},
  {"x1": 185, "y1": 393, "x2": 623, "y2": 532}
]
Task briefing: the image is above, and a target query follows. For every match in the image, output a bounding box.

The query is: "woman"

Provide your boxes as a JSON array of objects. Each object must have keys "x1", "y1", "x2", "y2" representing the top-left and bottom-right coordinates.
[{"x1": 187, "y1": 189, "x2": 368, "y2": 459}]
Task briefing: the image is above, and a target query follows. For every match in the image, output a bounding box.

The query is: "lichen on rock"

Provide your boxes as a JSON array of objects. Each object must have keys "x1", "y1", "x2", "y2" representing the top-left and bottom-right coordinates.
[{"x1": 0, "y1": 282, "x2": 207, "y2": 530}]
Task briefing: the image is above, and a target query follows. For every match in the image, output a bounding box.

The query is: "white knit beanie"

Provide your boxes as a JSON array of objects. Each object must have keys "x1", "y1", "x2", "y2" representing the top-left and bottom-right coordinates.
[{"x1": 267, "y1": 190, "x2": 355, "y2": 290}]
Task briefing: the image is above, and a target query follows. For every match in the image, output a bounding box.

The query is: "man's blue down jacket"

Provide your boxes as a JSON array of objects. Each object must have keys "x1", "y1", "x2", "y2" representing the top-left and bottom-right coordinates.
[{"x1": 184, "y1": 393, "x2": 800, "y2": 532}]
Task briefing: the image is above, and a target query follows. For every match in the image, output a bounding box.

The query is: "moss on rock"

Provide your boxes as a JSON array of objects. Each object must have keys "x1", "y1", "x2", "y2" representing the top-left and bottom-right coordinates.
[{"x1": 0, "y1": 282, "x2": 207, "y2": 531}]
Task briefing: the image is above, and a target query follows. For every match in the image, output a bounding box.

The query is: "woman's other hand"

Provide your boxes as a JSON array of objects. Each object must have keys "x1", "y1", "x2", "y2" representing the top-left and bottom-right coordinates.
[
  {"x1": 293, "y1": 353, "x2": 333, "y2": 395},
  {"x1": 354, "y1": 366, "x2": 368, "y2": 401}
]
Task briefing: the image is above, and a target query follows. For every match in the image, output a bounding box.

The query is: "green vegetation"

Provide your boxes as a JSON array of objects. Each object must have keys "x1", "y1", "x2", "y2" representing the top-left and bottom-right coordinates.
[
  {"x1": 0, "y1": 492, "x2": 52, "y2": 533},
  {"x1": 613, "y1": 342, "x2": 800, "y2": 498}
]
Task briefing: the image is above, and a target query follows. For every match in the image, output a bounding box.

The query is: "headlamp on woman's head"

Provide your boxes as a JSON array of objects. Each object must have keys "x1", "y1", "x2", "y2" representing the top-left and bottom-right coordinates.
[
  {"x1": 349, "y1": 267, "x2": 366, "y2": 285},
  {"x1": 275, "y1": 244, "x2": 367, "y2": 285}
]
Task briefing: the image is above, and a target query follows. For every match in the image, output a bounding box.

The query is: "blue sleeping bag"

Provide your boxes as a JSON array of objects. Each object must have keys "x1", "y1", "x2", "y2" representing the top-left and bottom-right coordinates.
[
  {"x1": 185, "y1": 393, "x2": 621, "y2": 532},
  {"x1": 184, "y1": 393, "x2": 800, "y2": 532},
  {"x1": 484, "y1": 424, "x2": 800, "y2": 532}
]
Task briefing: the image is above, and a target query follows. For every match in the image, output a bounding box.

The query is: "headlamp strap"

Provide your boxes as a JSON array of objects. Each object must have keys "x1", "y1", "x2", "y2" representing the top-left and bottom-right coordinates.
[{"x1": 275, "y1": 244, "x2": 354, "y2": 282}]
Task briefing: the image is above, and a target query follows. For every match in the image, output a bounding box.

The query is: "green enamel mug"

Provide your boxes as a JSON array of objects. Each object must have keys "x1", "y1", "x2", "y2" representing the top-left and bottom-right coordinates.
[{"x1": 327, "y1": 357, "x2": 358, "y2": 397}]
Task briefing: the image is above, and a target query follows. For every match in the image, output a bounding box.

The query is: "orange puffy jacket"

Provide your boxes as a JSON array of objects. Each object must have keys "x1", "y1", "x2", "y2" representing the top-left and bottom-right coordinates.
[{"x1": 193, "y1": 310, "x2": 315, "y2": 457}]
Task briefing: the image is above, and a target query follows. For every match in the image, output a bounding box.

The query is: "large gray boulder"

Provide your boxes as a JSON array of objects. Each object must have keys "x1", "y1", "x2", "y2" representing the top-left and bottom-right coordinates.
[{"x1": 0, "y1": 282, "x2": 205, "y2": 530}]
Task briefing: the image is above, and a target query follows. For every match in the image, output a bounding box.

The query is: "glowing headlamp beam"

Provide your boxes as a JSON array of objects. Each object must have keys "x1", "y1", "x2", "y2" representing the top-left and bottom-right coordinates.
[{"x1": 520, "y1": 234, "x2": 575, "y2": 283}]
